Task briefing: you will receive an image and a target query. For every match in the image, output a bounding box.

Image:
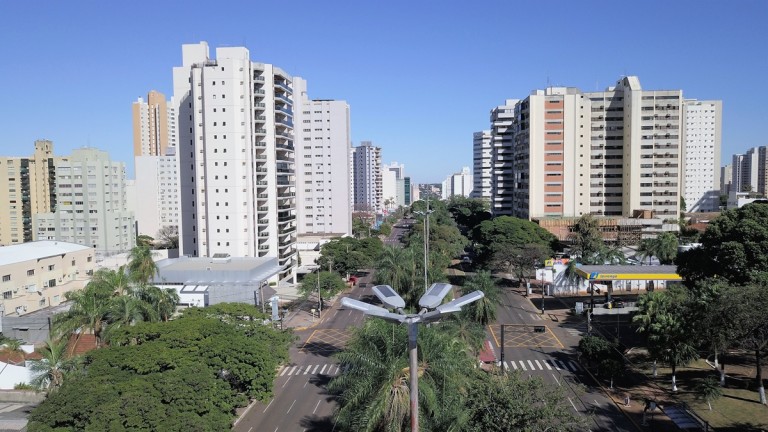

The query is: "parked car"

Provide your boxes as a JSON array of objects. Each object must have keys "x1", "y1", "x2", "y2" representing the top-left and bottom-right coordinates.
[{"x1": 613, "y1": 298, "x2": 625, "y2": 308}]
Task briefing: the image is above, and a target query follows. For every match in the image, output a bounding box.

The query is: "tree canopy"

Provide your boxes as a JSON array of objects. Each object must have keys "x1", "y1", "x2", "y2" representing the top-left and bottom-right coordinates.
[
  {"x1": 29, "y1": 304, "x2": 292, "y2": 431},
  {"x1": 471, "y1": 216, "x2": 556, "y2": 267}
]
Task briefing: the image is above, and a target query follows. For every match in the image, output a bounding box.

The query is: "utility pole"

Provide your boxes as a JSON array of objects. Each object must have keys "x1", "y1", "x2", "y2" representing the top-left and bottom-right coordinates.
[{"x1": 500, "y1": 324, "x2": 505, "y2": 373}]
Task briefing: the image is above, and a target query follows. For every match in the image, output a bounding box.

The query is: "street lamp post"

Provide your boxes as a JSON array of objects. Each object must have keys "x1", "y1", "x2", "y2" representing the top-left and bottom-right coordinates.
[
  {"x1": 414, "y1": 200, "x2": 433, "y2": 293},
  {"x1": 341, "y1": 283, "x2": 484, "y2": 432}
]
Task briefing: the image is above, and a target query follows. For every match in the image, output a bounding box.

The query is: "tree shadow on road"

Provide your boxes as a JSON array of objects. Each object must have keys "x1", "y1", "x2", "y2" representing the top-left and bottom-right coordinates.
[{"x1": 299, "y1": 415, "x2": 336, "y2": 431}]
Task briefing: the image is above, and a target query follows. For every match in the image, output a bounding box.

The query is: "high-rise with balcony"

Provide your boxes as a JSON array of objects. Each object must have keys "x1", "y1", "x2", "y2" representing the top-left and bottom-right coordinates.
[
  {"x1": 681, "y1": 100, "x2": 722, "y2": 212},
  {"x1": 34, "y1": 148, "x2": 135, "y2": 258},
  {"x1": 442, "y1": 167, "x2": 473, "y2": 199},
  {"x1": 292, "y1": 77, "x2": 352, "y2": 236},
  {"x1": 490, "y1": 100, "x2": 517, "y2": 216},
  {"x1": 132, "y1": 90, "x2": 177, "y2": 157},
  {"x1": 352, "y1": 141, "x2": 382, "y2": 212},
  {"x1": 173, "y1": 42, "x2": 297, "y2": 282},
  {"x1": 489, "y1": 76, "x2": 685, "y2": 222},
  {"x1": 471, "y1": 130, "x2": 492, "y2": 200},
  {"x1": 0, "y1": 140, "x2": 58, "y2": 245}
]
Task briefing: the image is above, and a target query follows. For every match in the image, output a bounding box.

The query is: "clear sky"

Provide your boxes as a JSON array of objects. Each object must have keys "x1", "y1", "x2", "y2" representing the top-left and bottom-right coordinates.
[{"x1": 1, "y1": 1, "x2": 766, "y2": 184}]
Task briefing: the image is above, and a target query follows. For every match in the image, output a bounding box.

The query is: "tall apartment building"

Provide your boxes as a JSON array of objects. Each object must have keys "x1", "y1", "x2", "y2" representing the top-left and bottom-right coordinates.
[
  {"x1": 682, "y1": 100, "x2": 722, "y2": 212},
  {"x1": 442, "y1": 167, "x2": 473, "y2": 199},
  {"x1": 382, "y1": 161, "x2": 405, "y2": 210},
  {"x1": 352, "y1": 141, "x2": 382, "y2": 212},
  {"x1": 132, "y1": 90, "x2": 177, "y2": 157},
  {"x1": 34, "y1": 148, "x2": 135, "y2": 258},
  {"x1": 172, "y1": 42, "x2": 297, "y2": 282},
  {"x1": 292, "y1": 78, "x2": 352, "y2": 236},
  {"x1": 0, "y1": 140, "x2": 58, "y2": 245},
  {"x1": 731, "y1": 147, "x2": 765, "y2": 194},
  {"x1": 471, "y1": 130, "x2": 492, "y2": 200},
  {"x1": 720, "y1": 164, "x2": 733, "y2": 196},
  {"x1": 489, "y1": 100, "x2": 517, "y2": 216},
  {"x1": 132, "y1": 152, "x2": 180, "y2": 238},
  {"x1": 490, "y1": 76, "x2": 686, "y2": 221}
]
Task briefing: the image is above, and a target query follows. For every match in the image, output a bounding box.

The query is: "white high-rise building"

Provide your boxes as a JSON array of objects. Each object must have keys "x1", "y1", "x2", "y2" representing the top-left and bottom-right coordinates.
[
  {"x1": 382, "y1": 161, "x2": 405, "y2": 210},
  {"x1": 472, "y1": 130, "x2": 492, "y2": 200},
  {"x1": 352, "y1": 141, "x2": 382, "y2": 212},
  {"x1": 34, "y1": 148, "x2": 135, "y2": 258},
  {"x1": 173, "y1": 42, "x2": 296, "y2": 283},
  {"x1": 682, "y1": 100, "x2": 722, "y2": 212},
  {"x1": 720, "y1": 164, "x2": 733, "y2": 196},
  {"x1": 131, "y1": 151, "x2": 180, "y2": 238},
  {"x1": 490, "y1": 100, "x2": 517, "y2": 216},
  {"x1": 442, "y1": 167, "x2": 473, "y2": 199},
  {"x1": 292, "y1": 77, "x2": 352, "y2": 236}
]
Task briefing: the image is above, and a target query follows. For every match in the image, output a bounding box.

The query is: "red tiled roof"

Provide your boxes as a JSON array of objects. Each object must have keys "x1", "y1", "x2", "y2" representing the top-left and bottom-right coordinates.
[{"x1": 67, "y1": 334, "x2": 98, "y2": 357}]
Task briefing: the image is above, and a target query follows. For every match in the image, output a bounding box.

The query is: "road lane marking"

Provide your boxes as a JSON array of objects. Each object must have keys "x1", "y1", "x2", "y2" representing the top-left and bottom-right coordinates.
[
  {"x1": 527, "y1": 360, "x2": 536, "y2": 370},
  {"x1": 287, "y1": 399, "x2": 297, "y2": 414},
  {"x1": 552, "y1": 374, "x2": 561, "y2": 386},
  {"x1": 288, "y1": 366, "x2": 298, "y2": 375},
  {"x1": 510, "y1": 361, "x2": 517, "y2": 370},
  {"x1": 248, "y1": 427, "x2": 252, "y2": 432},
  {"x1": 320, "y1": 365, "x2": 328, "y2": 374},
  {"x1": 263, "y1": 398, "x2": 274, "y2": 413},
  {"x1": 282, "y1": 376, "x2": 292, "y2": 388},
  {"x1": 543, "y1": 360, "x2": 553, "y2": 370},
  {"x1": 313, "y1": 399, "x2": 321, "y2": 414},
  {"x1": 519, "y1": 361, "x2": 527, "y2": 371},
  {"x1": 553, "y1": 360, "x2": 563, "y2": 370},
  {"x1": 311, "y1": 365, "x2": 319, "y2": 374},
  {"x1": 568, "y1": 397, "x2": 579, "y2": 412},
  {"x1": 304, "y1": 365, "x2": 311, "y2": 375},
  {"x1": 534, "y1": 360, "x2": 543, "y2": 370},
  {"x1": 546, "y1": 326, "x2": 565, "y2": 348},
  {"x1": 280, "y1": 367, "x2": 289, "y2": 376}
]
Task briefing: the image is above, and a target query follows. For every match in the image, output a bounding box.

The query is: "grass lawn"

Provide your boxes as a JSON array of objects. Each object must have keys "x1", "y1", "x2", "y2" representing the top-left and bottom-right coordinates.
[{"x1": 627, "y1": 355, "x2": 768, "y2": 431}]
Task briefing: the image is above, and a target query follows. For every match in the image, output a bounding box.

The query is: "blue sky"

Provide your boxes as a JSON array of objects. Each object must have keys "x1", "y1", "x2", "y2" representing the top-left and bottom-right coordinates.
[{"x1": 1, "y1": 1, "x2": 766, "y2": 184}]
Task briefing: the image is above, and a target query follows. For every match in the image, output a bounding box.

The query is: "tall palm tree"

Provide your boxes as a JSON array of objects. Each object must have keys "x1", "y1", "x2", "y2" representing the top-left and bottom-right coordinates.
[
  {"x1": 127, "y1": 245, "x2": 158, "y2": 285},
  {"x1": 654, "y1": 232, "x2": 679, "y2": 264},
  {"x1": 133, "y1": 285, "x2": 179, "y2": 322},
  {"x1": 102, "y1": 296, "x2": 147, "y2": 342},
  {"x1": 28, "y1": 338, "x2": 79, "y2": 391},
  {"x1": 328, "y1": 319, "x2": 472, "y2": 432},
  {"x1": 376, "y1": 246, "x2": 423, "y2": 309},
  {"x1": 637, "y1": 238, "x2": 658, "y2": 265},
  {"x1": 460, "y1": 271, "x2": 500, "y2": 325},
  {"x1": 53, "y1": 283, "x2": 112, "y2": 347},
  {"x1": 441, "y1": 315, "x2": 485, "y2": 356},
  {"x1": 90, "y1": 266, "x2": 132, "y2": 296}
]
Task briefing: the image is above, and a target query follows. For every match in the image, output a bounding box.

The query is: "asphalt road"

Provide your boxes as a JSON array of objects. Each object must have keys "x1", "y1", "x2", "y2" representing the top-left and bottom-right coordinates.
[
  {"x1": 493, "y1": 288, "x2": 639, "y2": 432},
  {"x1": 234, "y1": 272, "x2": 373, "y2": 432}
]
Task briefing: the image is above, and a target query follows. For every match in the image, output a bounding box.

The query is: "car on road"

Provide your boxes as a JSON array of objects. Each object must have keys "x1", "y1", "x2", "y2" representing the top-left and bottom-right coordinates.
[{"x1": 612, "y1": 298, "x2": 625, "y2": 308}]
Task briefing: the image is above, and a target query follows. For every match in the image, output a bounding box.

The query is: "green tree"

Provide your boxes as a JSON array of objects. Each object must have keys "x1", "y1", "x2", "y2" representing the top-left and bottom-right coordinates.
[
  {"x1": 375, "y1": 246, "x2": 426, "y2": 308},
  {"x1": 53, "y1": 281, "x2": 113, "y2": 347},
  {"x1": 634, "y1": 289, "x2": 698, "y2": 391},
  {"x1": 600, "y1": 358, "x2": 625, "y2": 389},
  {"x1": 695, "y1": 377, "x2": 723, "y2": 410},
  {"x1": 299, "y1": 271, "x2": 347, "y2": 306},
  {"x1": 317, "y1": 237, "x2": 382, "y2": 276},
  {"x1": 445, "y1": 196, "x2": 491, "y2": 236},
  {"x1": 28, "y1": 338, "x2": 79, "y2": 392},
  {"x1": 568, "y1": 214, "x2": 605, "y2": 265},
  {"x1": 492, "y1": 243, "x2": 550, "y2": 287},
  {"x1": 578, "y1": 334, "x2": 617, "y2": 368},
  {"x1": 155, "y1": 225, "x2": 179, "y2": 249},
  {"x1": 133, "y1": 284, "x2": 180, "y2": 322},
  {"x1": 654, "y1": 232, "x2": 679, "y2": 264},
  {"x1": 460, "y1": 271, "x2": 500, "y2": 325},
  {"x1": 90, "y1": 266, "x2": 132, "y2": 296},
  {"x1": 676, "y1": 202, "x2": 768, "y2": 286},
  {"x1": 328, "y1": 319, "x2": 474, "y2": 432},
  {"x1": 127, "y1": 245, "x2": 158, "y2": 285},
  {"x1": 136, "y1": 234, "x2": 154, "y2": 248},
  {"x1": 472, "y1": 216, "x2": 556, "y2": 268},
  {"x1": 463, "y1": 371, "x2": 587, "y2": 432}
]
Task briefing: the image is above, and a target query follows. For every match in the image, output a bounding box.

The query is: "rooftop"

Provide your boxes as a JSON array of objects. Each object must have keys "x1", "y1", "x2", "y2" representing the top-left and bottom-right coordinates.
[{"x1": 0, "y1": 241, "x2": 92, "y2": 267}]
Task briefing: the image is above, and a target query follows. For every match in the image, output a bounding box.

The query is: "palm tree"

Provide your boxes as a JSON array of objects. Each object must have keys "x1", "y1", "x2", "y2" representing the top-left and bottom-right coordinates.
[
  {"x1": 28, "y1": 338, "x2": 79, "y2": 391},
  {"x1": 376, "y1": 246, "x2": 422, "y2": 309},
  {"x1": 127, "y1": 245, "x2": 158, "y2": 285},
  {"x1": 633, "y1": 291, "x2": 668, "y2": 377},
  {"x1": 636, "y1": 238, "x2": 657, "y2": 265},
  {"x1": 441, "y1": 315, "x2": 485, "y2": 356},
  {"x1": 695, "y1": 377, "x2": 723, "y2": 410},
  {"x1": 53, "y1": 283, "x2": 112, "y2": 348},
  {"x1": 102, "y1": 296, "x2": 147, "y2": 342},
  {"x1": 1, "y1": 339, "x2": 25, "y2": 365},
  {"x1": 133, "y1": 285, "x2": 179, "y2": 322},
  {"x1": 654, "y1": 232, "x2": 679, "y2": 264},
  {"x1": 460, "y1": 271, "x2": 500, "y2": 325},
  {"x1": 329, "y1": 319, "x2": 472, "y2": 432},
  {"x1": 90, "y1": 266, "x2": 132, "y2": 296}
]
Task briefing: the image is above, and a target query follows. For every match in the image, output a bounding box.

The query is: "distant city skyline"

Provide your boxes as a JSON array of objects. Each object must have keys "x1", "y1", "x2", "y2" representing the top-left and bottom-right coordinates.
[{"x1": 2, "y1": 1, "x2": 766, "y2": 183}]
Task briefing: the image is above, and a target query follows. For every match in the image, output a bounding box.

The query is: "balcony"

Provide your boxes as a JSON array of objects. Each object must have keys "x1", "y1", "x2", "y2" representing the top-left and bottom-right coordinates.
[
  {"x1": 254, "y1": 141, "x2": 266, "y2": 148},
  {"x1": 277, "y1": 216, "x2": 294, "y2": 224},
  {"x1": 275, "y1": 117, "x2": 293, "y2": 128},
  {"x1": 274, "y1": 81, "x2": 292, "y2": 94},
  {"x1": 275, "y1": 105, "x2": 292, "y2": 116},
  {"x1": 254, "y1": 129, "x2": 267, "y2": 137}
]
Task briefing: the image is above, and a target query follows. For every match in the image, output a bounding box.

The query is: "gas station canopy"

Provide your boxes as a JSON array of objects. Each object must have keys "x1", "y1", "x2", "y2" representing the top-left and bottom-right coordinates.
[{"x1": 574, "y1": 265, "x2": 682, "y2": 281}]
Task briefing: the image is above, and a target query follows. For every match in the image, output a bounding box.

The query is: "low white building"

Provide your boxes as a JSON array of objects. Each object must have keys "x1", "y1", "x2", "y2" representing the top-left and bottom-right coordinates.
[
  {"x1": 0, "y1": 241, "x2": 95, "y2": 343},
  {"x1": 151, "y1": 255, "x2": 283, "y2": 308}
]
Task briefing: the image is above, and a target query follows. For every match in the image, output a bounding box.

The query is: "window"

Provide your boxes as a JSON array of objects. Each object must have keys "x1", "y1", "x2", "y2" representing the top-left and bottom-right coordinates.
[
  {"x1": 27, "y1": 269, "x2": 34, "y2": 276},
  {"x1": 48, "y1": 264, "x2": 55, "y2": 271},
  {"x1": 2, "y1": 275, "x2": 9, "y2": 282},
  {"x1": 2, "y1": 291, "x2": 11, "y2": 300}
]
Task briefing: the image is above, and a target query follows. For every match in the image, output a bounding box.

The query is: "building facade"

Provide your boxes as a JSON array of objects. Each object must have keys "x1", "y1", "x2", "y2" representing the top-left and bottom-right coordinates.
[
  {"x1": 0, "y1": 140, "x2": 58, "y2": 245},
  {"x1": 292, "y1": 77, "x2": 352, "y2": 236},
  {"x1": 173, "y1": 42, "x2": 297, "y2": 283},
  {"x1": 471, "y1": 130, "x2": 492, "y2": 200},
  {"x1": 34, "y1": 148, "x2": 134, "y2": 258},
  {"x1": 442, "y1": 167, "x2": 473, "y2": 199},
  {"x1": 131, "y1": 153, "x2": 180, "y2": 238},
  {"x1": 489, "y1": 100, "x2": 517, "y2": 216},
  {"x1": 382, "y1": 161, "x2": 405, "y2": 210},
  {"x1": 132, "y1": 90, "x2": 177, "y2": 157},
  {"x1": 489, "y1": 76, "x2": 687, "y2": 222},
  {"x1": 720, "y1": 164, "x2": 733, "y2": 197},
  {"x1": 731, "y1": 148, "x2": 763, "y2": 194},
  {"x1": 352, "y1": 141, "x2": 382, "y2": 212},
  {"x1": 0, "y1": 241, "x2": 94, "y2": 321},
  {"x1": 682, "y1": 100, "x2": 722, "y2": 212}
]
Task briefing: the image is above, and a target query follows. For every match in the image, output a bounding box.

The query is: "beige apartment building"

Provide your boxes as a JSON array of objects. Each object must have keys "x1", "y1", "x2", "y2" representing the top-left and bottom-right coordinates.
[
  {"x1": 0, "y1": 140, "x2": 59, "y2": 246},
  {"x1": 0, "y1": 241, "x2": 94, "y2": 319},
  {"x1": 132, "y1": 90, "x2": 176, "y2": 157},
  {"x1": 502, "y1": 76, "x2": 684, "y2": 222}
]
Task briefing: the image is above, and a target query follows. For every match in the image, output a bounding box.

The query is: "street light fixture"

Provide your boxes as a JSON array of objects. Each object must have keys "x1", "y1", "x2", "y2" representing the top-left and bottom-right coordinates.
[{"x1": 341, "y1": 283, "x2": 484, "y2": 432}]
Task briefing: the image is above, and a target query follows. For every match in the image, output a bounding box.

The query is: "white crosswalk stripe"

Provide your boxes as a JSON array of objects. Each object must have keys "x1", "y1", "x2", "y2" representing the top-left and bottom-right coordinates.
[{"x1": 279, "y1": 364, "x2": 342, "y2": 376}]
